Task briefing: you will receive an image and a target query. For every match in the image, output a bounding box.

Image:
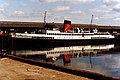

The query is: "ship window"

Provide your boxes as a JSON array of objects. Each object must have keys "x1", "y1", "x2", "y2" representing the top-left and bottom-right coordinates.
[
  {"x1": 47, "y1": 33, "x2": 50, "y2": 35},
  {"x1": 82, "y1": 34, "x2": 84, "y2": 37}
]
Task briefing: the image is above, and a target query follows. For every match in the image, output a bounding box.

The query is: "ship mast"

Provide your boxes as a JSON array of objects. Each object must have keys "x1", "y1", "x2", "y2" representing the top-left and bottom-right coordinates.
[
  {"x1": 44, "y1": 11, "x2": 47, "y2": 25},
  {"x1": 89, "y1": 14, "x2": 94, "y2": 33}
]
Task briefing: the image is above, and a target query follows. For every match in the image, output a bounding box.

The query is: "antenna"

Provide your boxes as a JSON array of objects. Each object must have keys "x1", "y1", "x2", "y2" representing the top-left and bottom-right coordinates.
[
  {"x1": 89, "y1": 14, "x2": 94, "y2": 33},
  {"x1": 44, "y1": 11, "x2": 47, "y2": 25}
]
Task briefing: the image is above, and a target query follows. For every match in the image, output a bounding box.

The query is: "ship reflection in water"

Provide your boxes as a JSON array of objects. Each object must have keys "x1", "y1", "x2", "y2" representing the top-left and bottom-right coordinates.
[{"x1": 11, "y1": 44, "x2": 120, "y2": 78}]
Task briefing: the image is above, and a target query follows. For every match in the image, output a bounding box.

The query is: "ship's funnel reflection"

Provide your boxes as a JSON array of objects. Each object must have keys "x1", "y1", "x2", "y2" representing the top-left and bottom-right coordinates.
[
  {"x1": 12, "y1": 44, "x2": 114, "y2": 64},
  {"x1": 12, "y1": 44, "x2": 120, "y2": 78}
]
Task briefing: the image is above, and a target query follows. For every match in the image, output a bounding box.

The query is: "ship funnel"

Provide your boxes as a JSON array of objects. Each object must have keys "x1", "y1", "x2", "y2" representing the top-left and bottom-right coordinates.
[{"x1": 63, "y1": 20, "x2": 71, "y2": 32}]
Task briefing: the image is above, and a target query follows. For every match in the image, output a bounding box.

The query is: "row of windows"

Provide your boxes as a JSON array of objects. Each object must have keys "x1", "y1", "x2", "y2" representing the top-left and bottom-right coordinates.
[
  {"x1": 32, "y1": 36, "x2": 84, "y2": 39},
  {"x1": 32, "y1": 37, "x2": 54, "y2": 39},
  {"x1": 32, "y1": 37, "x2": 79, "y2": 39},
  {"x1": 46, "y1": 50, "x2": 80, "y2": 54},
  {"x1": 46, "y1": 51, "x2": 96, "y2": 55},
  {"x1": 47, "y1": 33, "x2": 88, "y2": 36},
  {"x1": 47, "y1": 33, "x2": 109, "y2": 36},
  {"x1": 55, "y1": 37, "x2": 74, "y2": 39}
]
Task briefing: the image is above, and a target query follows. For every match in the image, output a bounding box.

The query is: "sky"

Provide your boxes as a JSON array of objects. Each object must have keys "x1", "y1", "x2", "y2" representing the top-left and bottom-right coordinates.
[{"x1": 0, "y1": 0, "x2": 120, "y2": 26}]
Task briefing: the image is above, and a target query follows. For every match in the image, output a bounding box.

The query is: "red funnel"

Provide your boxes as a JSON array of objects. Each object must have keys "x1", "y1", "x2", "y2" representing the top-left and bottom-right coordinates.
[{"x1": 63, "y1": 20, "x2": 71, "y2": 32}]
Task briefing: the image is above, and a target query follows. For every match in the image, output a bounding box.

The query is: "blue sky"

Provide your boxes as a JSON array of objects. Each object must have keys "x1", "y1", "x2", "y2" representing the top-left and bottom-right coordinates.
[{"x1": 0, "y1": 0, "x2": 120, "y2": 26}]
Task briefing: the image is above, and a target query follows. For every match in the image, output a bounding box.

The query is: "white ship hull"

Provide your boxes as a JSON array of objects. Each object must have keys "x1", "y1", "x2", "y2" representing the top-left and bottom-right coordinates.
[
  {"x1": 11, "y1": 30, "x2": 115, "y2": 50},
  {"x1": 11, "y1": 30, "x2": 114, "y2": 40}
]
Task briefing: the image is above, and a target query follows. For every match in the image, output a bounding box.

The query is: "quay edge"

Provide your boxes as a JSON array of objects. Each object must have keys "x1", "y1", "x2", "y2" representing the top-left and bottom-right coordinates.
[{"x1": 5, "y1": 54, "x2": 120, "y2": 80}]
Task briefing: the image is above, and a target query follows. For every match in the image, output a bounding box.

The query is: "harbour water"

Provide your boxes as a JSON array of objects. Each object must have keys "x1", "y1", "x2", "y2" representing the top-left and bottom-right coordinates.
[{"x1": 10, "y1": 43, "x2": 120, "y2": 78}]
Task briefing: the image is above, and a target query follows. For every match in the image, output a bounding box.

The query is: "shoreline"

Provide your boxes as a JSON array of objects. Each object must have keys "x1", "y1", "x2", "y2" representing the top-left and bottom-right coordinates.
[{"x1": 0, "y1": 58, "x2": 89, "y2": 80}]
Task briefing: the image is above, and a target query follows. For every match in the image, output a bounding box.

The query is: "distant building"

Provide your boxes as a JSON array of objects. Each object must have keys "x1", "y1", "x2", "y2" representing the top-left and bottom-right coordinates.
[{"x1": 0, "y1": 21, "x2": 119, "y2": 33}]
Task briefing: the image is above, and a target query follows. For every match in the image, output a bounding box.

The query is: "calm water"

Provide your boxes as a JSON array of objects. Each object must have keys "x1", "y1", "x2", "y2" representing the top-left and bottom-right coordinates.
[{"x1": 11, "y1": 43, "x2": 120, "y2": 78}]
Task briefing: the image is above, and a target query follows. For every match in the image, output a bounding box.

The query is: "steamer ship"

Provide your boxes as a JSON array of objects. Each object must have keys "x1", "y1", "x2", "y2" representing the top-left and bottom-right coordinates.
[{"x1": 11, "y1": 20, "x2": 115, "y2": 46}]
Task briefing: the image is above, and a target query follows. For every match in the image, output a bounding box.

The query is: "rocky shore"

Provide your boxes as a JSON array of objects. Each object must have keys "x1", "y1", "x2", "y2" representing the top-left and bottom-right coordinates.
[{"x1": 0, "y1": 58, "x2": 90, "y2": 80}]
